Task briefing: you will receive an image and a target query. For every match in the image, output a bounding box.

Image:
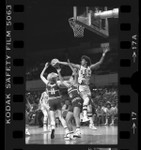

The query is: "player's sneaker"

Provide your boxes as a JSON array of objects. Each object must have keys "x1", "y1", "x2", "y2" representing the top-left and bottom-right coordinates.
[
  {"x1": 25, "y1": 128, "x2": 30, "y2": 136},
  {"x1": 64, "y1": 132, "x2": 74, "y2": 140},
  {"x1": 73, "y1": 130, "x2": 81, "y2": 138},
  {"x1": 110, "y1": 122, "x2": 114, "y2": 126},
  {"x1": 51, "y1": 129, "x2": 55, "y2": 139},
  {"x1": 104, "y1": 123, "x2": 108, "y2": 126},
  {"x1": 89, "y1": 124, "x2": 97, "y2": 130}
]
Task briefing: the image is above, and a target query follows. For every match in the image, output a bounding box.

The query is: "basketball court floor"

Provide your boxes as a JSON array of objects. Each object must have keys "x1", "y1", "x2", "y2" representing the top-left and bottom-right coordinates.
[{"x1": 26, "y1": 126, "x2": 117, "y2": 145}]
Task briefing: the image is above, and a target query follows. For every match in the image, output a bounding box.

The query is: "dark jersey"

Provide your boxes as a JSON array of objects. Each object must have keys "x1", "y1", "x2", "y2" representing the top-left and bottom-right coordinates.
[
  {"x1": 68, "y1": 85, "x2": 80, "y2": 99},
  {"x1": 46, "y1": 83, "x2": 61, "y2": 99}
]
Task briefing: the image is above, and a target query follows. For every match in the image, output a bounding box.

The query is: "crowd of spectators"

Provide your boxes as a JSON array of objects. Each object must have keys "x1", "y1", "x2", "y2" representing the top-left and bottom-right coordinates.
[
  {"x1": 25, "y1": 87, "x2": 118, "y2": 126},
  {"x1": 91, "y1": 88, "x2": 118, "y2": 107},
  {"x1": 91, "y1": 88, "x2": 118, "y2": 125}
]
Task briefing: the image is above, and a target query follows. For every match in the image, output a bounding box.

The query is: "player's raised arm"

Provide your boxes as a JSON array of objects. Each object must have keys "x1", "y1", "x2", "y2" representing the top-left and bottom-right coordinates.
[
  {"x1": 67, "y1": 59, "x2": 75, "y2": 72},
  {"x1": 90, "y1": 47, "x2": 109, "y2": 70},
  {"x1": 40, "y1": 62, "x2": 49, "y2": 84},
  {"x1": 67, "y1": 59, "x2": 78, "y2": 84},
  {"x1": 58, "y1": 60, "x2": 80, "y2": 69},
  {"x1": 56, "y1": 68, "x2": 63, "y2": 83}
]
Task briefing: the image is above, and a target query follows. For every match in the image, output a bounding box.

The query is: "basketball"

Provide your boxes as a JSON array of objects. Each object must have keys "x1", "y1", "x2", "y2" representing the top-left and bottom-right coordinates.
[{"x1": 51, "y1": 58, "x2": 59, "y2": 67}]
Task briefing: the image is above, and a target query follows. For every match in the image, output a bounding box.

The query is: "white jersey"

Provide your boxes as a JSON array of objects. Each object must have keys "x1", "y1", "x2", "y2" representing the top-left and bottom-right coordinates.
[
  {"x1": 40, "y1": 92, "x2": 49, "y2": 106},
  {"x1": 78, "y1": 66, "x2": 91, "y2": 85}
]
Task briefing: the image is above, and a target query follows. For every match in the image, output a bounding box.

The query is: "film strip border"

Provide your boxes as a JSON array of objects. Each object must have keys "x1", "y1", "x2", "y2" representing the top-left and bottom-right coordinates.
[{"x1": 5, "y1": 0, "x2": 138, "y2": 150}]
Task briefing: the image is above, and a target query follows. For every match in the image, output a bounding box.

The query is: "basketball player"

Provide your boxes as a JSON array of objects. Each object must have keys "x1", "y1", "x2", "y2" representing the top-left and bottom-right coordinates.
[
  {"x1": 57, "y1": 47, "x2": 109, "y2": 122},
  {"x1": 56, "y1": 61, "x2": 83, "y2": 138},
  {"x1": 40, "y1": 62, "x2": 69, "y2": 139},
  {"x1": 39, "y1": 91, "x2": 51, "y2": 132},
  {"x1": 68, "y1": 59, "x2": 97, "y2": 130}
]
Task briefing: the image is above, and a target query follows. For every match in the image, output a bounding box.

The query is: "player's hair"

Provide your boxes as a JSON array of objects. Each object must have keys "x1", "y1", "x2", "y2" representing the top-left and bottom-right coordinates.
[
  {"x1": 81, "y1": 55, "x2": 91, "y2": 66},
  {"x1": 47, "y1": 72, "x2": 58, "y2": 81}
]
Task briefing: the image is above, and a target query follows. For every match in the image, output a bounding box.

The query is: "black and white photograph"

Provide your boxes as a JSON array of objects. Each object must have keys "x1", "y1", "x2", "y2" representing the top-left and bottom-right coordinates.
[{"x1": 25, "y1": 2, "x2": 118, "y2": 145}]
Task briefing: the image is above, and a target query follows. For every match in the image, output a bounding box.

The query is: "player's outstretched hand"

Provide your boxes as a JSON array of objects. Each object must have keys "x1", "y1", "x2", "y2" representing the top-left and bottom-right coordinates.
[{"x1": 45, "y1": 62, "x2": 49, "y2": 68}]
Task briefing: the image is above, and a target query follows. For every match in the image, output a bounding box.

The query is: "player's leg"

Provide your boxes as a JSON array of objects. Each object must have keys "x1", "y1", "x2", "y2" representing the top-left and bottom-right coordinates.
[
  {"x1": 49, "y1": 110, "x2": 56, "y2": 139},
  {"x1": 57, "y1": 109, "x2": 70, "y2": 135},
  {"x1": 48, "y1": 100, "x2": 56, "y2": 139},
  {"x1": 52, "y1": 98, "x2": 69, "y2": 136},
  {"x1": 87, "y1": 104, "x2": 97, "y2": 129},
  {"x1": 82, "y1": 94, "x2": 90, "y2": 121},
  {"x1": 41, "y1": 107, "x2": 48, "y2": 131},
  {"x1": 65, "y1": 111, "x2": 73, "y2": 132},
  {"x1": 46, "y1": 106, "x2": 51, "y2": 131},
  {"x1": 82, "y1": 95, "x2": 90, "y2": 121},
  {"x1": 47, "y1": 111, "x2": 51, "y2": 131},
  {"x1": 79, "y1": 86, "x2": 91, "y2": 121},
  {"x1": 65, "y1": 111, "x2": 74, "y2": 139},
  {"x1": 73, "y1": 106, "x2": 81, "y2": 138}
]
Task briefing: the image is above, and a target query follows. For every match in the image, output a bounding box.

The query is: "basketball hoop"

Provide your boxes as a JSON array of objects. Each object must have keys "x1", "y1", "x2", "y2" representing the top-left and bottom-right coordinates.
[{"x1": 68, "y1": 18, "x2": 85, "y2": 38}]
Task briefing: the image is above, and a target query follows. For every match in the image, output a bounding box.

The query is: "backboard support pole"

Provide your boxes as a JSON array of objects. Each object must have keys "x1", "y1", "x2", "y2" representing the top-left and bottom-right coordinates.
[
  {"x1": 73, "y1": 6, "x2": 77, "y2": 20},
  {"x1": 88, "y1": 11, "x2": 92, "y2": 26},
  {"x1": 86, "y1": 6, "x2": 89, "y2": 16}
]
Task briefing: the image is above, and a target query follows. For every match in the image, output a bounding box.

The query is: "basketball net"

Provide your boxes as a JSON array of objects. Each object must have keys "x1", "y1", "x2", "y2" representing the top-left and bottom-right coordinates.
[{"x1": 68, "y1": 18, "x2": 85, "y2": 38}]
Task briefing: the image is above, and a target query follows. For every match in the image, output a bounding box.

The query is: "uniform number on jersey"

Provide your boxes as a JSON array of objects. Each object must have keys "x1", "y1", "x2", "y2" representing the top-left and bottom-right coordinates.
[
  {"x1": 81, "y1": 69, "x2": 91, "y2": 78},
  {"x1": 50, "y1": 88, "x2": 55, "y2": 95}
]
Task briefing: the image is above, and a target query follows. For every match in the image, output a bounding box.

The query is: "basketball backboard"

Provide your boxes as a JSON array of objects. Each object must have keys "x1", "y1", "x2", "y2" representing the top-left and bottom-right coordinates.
[{"x1": 70, "y1": 6, "x2": 119, "y2": 38}]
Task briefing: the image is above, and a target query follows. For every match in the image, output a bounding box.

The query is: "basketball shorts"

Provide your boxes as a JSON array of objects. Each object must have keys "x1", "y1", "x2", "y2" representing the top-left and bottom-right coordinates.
[
  {"x1": 62, "y1": 110, "x2": 68, "y2": 118},
  {"x1": 48, "y1": 98, "x2": 62, "y2": 111},
  {"x1": 41, "y1": 103, "x2": 50, "y2": 111},
  {"x1": 71, "y1": 97, "x2": 83, "y2": 111},
  {"x1": 78, "y1": 85, "x2": 91, "y2": 100}
]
